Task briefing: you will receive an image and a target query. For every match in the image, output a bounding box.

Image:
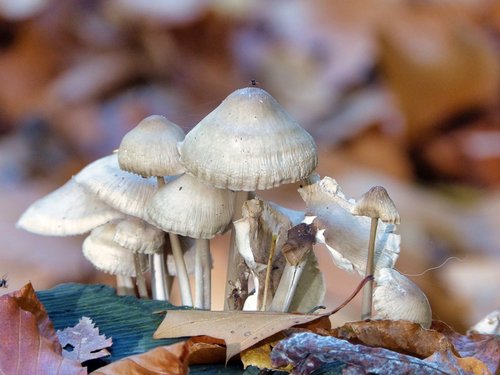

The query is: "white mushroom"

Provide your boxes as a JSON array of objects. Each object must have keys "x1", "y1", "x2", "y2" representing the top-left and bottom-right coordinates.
[
  {"x1": 117, "y1": 115, "x2": 187, "y2": 302},
  {"x1": 373, "y1": 268, "x2": 432, "y2": 329},
  {"x1": 352, "y1": 186, "x2": 400, "y2": 320},
  {"x1": 16, "y1": 178, "x2": 123, "y2": 236},
  {"x1": 147, "y1": 173, "x2": 235, "y2": 308}
]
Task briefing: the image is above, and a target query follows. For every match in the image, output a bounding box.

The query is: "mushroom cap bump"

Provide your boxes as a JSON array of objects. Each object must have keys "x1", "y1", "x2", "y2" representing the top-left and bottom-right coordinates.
[
  {"x1": 352, "y1": 186, "x2": 400, "y2": 224},
  {"x1": 118, "y1": 115, "x2": 186, "y2": 177},
  {"x1": 16, "y1": 178, "x2": 123, "y2": 236},
  {"x1": 373, "y1": 267, "x2": 432, "y2": 328},
  {"x1": 147, "y1": 173, "x2": 235, "y2": 239},
  {"x1": 179, "y1": 87, "x2": 318, "y2": 191},
  {"x1": 74, "y1": 153, "x2": 157, "y2": 221},
  {"x1": 83, "y1": 223, "x2": 149, "y2": 277}
]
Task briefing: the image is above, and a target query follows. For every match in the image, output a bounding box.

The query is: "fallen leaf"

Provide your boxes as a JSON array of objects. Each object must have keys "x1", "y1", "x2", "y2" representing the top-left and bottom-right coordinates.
[
  {"x1": 432, "y1": 321, "x2": 500, "y2": 374},
  {"x1": 241, "y1": 339, "x2": 280, "y2": 371},
  {"x1": 154, "y1": 309, "x2": 327, "y2": 363},
  {"x1": 186, "y1": 336, "x2": 226, "y2": 365},
  {"x1": 327, "y1": 320, "x2": 450, "y2": 358},
  {"x1": 92, "y1": 341, "x2": 189, "y2": 375},
  {"x1": 0, "y1": 283, "x2": 86, "y2": 375},
  {"x1": 271, "y1": 332, "x2": 486, "y2": 375},
  {"x1": 57, "y1": 316, "x2": 113, "y2": 362}
]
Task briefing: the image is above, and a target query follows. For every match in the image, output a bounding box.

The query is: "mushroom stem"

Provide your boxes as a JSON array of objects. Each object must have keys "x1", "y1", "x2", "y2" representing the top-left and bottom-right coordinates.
[
  {"x1": 116, "y1": 275, "x2": 135, "y2": 296},
  {"x1": 225, "y1": 191, "x2": 249, "y2": 310},
  {"x1": 169, "y1": 232, "x2": 193, "y2": 306},
  {"x1": 200, "y1": 239, "x2": 211, "y2": 309},
  {"x1": 269, "y1": 259, "x2": 306, "y2": 312},
  {"x1": 133, "y1": 254, "x2": 149, "y2": 299},
  {"x1": 261, "y1": 235, "x2": 277, "y2": 311},
  {"x1": 194, "y1": 238, "x2": 211, "y2": 309},
  {"x1": 150, "y1": 247, "x2": 170, "y2": 301},
  {"x1": 361, "y1": 217, "x2": 378, "y2": 320}
]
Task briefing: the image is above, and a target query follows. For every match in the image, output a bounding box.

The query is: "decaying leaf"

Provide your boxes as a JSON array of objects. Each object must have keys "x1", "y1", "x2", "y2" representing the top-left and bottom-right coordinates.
[
  {"x1": 432, "y1": 321, "x2": 500, "y2": 374},
  {"x1": 186, "y1": 336, "x2": 226, "y2": 365},
  {"x1": 0, "y1": 283, "x2": 86, "y2": 375},
  {"x1": 240, "y1": 337, "x2": 285, "y2": 371},
  {"x1": 271, "y1": 332, "x2": 489, "y2": 375},
  {"x1": 153, "y1": 309, "x2": 328, "y2": 363},
  {"x1": 92, "y1": 341, "x2": 189, "y2": 375},
  {"x1": 57, "y1": 316, "x2": 112, "y2": 362}
]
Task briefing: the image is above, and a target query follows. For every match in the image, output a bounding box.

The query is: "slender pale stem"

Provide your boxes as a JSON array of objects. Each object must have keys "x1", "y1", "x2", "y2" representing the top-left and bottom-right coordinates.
[
  {"x1": 361, "y1": 217, "x2": 378, "y2": 320},
  {"x1": 194, "y1": 239, "x2": 203, "y2": 309},
  {"x1": 269, "y1": 259, "x2": 307, "y2": 312},
  {"x1": 224, "y1": 191, "x2": 249, "y2": 310},
  {"x1": 116, "y1": 275, "x2": 135, "y2": 296},
  {"x1": 151, "y1": 249, "x2": 170, "y2": 301},
  {"x1": 200, "y1": 239, "x2": 211, "y2": 309},
  {"x1": 134, "y1": 254, "x2": 149, "y2": 299},
  {"x1": 170, "y1": 232, "x2": 193, "y2": 306}
]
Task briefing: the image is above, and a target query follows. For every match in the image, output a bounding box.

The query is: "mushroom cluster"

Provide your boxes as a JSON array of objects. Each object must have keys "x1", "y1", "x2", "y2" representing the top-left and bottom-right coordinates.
[{"x1": 17, "y1": 85, "x2": 432, "y2": 326}]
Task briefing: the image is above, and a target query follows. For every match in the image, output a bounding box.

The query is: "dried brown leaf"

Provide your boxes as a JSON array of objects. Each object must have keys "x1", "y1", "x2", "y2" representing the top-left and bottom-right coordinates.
[
  {"x1": 153, "y1": 309, "x2": 327, "y2": 363},
  {"x1": 432, "y1": 321, "x2": 500, "y2": 374},
  {"x1": 57, "y1": 317, "x2": 112, "y2": 362},
  {"x1": 92, "y1": 341, "x2": 189, "y2": 375},
  {"x1": 186, "y1": 336, "x2": 226, "y2": 365},
  {"x1": 271, "y1": 332, "x2": 489, "y2": 375},
  {"x1": 0, "y1": 283, "x2": 86, "y2": 375}
]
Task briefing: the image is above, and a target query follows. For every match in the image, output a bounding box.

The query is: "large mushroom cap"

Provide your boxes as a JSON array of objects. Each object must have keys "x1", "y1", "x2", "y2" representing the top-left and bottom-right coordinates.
[
  {"x1": 146, "y1": 173, "x2": 235, "y2": 239},
  {"x1": 74, "y1": 153, "x2": 157, "y2": 220},
  {"x1": 16, "y1": 178, "x2": 123, "y2": 236},
  {"x1": 82, "y1": 223, "x2": 148, "y2": 277},
  {"x1": 373, "y1": 268, "x2": 432, "y2": 328},
  {"x1": 179, "y1": 87, "x2": 318, "y2": 191},
  {"x1": 118, "y1": 115, "x2": 186, "y2": 177}
]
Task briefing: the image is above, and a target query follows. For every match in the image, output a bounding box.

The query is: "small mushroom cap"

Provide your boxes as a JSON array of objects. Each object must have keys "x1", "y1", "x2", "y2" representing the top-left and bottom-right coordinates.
[
  {"x1": 299, "y1": 177, "x2": 400, "y2": 275},
  {"x1": 146, "y1": 173, "x2": 235, "y2": 239},
  {"x1": 74, "y1": 153, "x2": 157, "y2": 220},
  {"x1": 114, "y1": 216, "x2": 164, "y2": 254},
  {"x1": 373, "y1": 268, "x2": 432, "y2": 328},
  {"x1": 118, "y1": 115, "x2": 186, "y2": 177},
  {"x1": 179, "y1": 87, "x2": 318, "y2": 191},
  {"x1": 82, "y1": 223, "x2": 148, "y2": 277},
  {"x1": 352, "y1": 186, "x2": 400, "y2": 224},
  {"x1": 16, "y1": 178, "x2": 123, "y2": 236}
]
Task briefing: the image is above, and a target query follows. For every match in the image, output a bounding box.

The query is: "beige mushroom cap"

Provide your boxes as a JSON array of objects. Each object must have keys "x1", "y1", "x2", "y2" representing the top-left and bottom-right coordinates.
[
  {"x1": 74, "y1": 153, "x2": 157, "y2": 220},
  {"x1": 298, "y1": 176, "x2": 400, "y2": 276},
  {"x1": 114, "y1": 216, "x2": 164, "y2": 254},
  {"x1": 373, "y1": 268, "x2": 432, "y2": 328},
  {"x1": 118, "y1": 115, "x2": 186, "y2": 177},
  {"x1": 352, "y1": 186, "x2": 400, "y2": 224},
  {"x1": 82, "y1": 223, "x2": 148, "y2": 277},
  {"x1": 146, "y1": 173, "x2": 235, "y2": 239},
  {"x1": 16, "y1": 178, "x2": 123, "y2": 236},
  {"x1": 179, "y1": 87, "x2": 318, "y2": 191}
]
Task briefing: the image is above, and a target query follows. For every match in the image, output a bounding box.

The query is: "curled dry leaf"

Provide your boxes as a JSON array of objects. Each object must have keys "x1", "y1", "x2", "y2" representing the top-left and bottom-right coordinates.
[
  {"x1": 271, "y1": 332, "x2": 490, "y2": 375},
  {"x1": 57, "y1": 316, "x2": 112, "y2": 362},
  {"x1": 186, "y1": 336, "x2": 226, "y2": 365},
  {"x1": 0, "y1": 283, "x2": 86, "y2": 375},
  {"x1": 92, "y1": 341, "x2": 190, "y2": 375},
  {"x1": 153, "y1": 309, "x2": 329, "y2": 363},
  {"x1": 432, "y1": 321, "x2": 500, "y2": 375}
]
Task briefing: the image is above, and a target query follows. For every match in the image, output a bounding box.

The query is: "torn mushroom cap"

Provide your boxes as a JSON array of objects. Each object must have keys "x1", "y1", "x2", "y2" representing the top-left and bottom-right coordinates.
[
  {"x1": 373, "y1": 268, "x2": 432, "y2": 328},
  {"x1": 179, "y1": 86, "x2": 318, "y2": 191},
  {"x1": 114, "y1": 216, "x2": 164, "y2": 254},
  {"x1": 16, "y1": 177, "x2": 123, "y2": 236},
  {"x1": 352, "y1": 186, "x2": 400, "y2": 224},
  {"x1": 118, "y1": 115, "x2": 186, "y2": 177},
  {"x1": 82, "y1": 222, "x2": 149, "y2": 277},
  {"x1": 74, "y1": 153, "x2": 157, "y2": 221},
  {"x1": 298, "y1": 176, "x2": 400, "y2": 276},
  {"x1": 146, "y1": 173, "x2": 235, "y2": 239}
]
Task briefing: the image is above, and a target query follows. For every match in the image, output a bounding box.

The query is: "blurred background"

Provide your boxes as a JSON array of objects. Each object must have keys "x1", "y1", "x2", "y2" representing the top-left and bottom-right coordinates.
[{"x1": 0, "y1": 0, "x2": 498, "y2": 333}]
